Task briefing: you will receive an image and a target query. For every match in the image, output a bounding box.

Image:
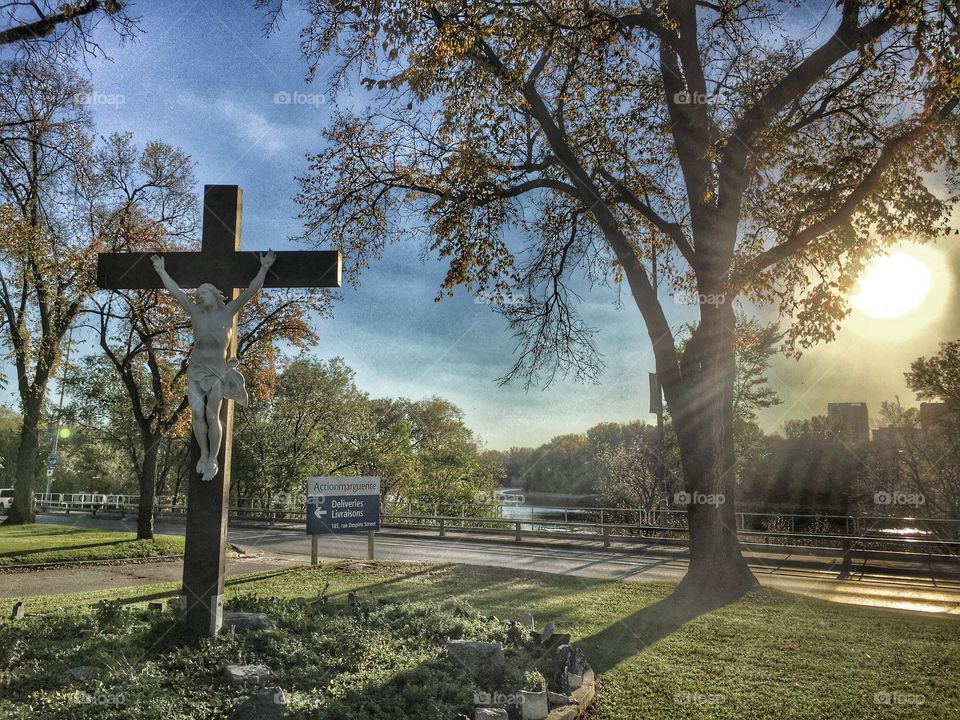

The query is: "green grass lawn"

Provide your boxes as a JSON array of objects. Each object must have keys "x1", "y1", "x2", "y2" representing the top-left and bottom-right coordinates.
[
  {"x1": 0, "y1": 524, "x2": 185, "y2": 566},
  {"x1": 1, "y1": 561, "x2": 957, "y2": 719}
]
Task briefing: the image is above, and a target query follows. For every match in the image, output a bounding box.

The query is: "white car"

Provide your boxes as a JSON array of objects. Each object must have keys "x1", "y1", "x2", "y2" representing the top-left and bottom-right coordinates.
[{"x1": 0, "y1": 488, "x2": 13, "y2": 511}]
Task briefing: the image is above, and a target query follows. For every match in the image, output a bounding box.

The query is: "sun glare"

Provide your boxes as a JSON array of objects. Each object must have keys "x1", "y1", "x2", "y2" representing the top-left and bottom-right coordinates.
[{"x1": 850, "y1": 252, "x2": 933, "y2": 319}]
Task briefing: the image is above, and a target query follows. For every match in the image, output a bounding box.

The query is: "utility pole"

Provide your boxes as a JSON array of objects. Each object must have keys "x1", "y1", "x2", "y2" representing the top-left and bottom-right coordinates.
[{"x1": 44, "y1": 325, "x2": 74, "y2": 498}]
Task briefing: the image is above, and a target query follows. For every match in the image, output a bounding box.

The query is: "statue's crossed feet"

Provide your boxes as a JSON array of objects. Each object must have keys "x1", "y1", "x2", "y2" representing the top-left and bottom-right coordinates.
[{"x1": 196, "y1": 457, "x2": 219, "y2": 481}]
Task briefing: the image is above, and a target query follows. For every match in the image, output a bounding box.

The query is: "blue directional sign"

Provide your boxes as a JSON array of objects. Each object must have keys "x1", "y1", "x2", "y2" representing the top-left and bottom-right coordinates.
[
  {"x1": 47, "y1": 453, "x2": 58, "y2": 470},
  {"x1": 306, "y1": 476, "x2": 380, "y2": 534}
]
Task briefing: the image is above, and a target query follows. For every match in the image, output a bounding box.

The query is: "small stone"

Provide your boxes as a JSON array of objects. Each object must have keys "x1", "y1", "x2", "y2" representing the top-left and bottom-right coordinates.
[
  {"x1": 229, "y1": 686, "x2": 287, "y2": 719},
  {"x1": 168, "y1": 597, "x2": 185, "y2": 611},
  {"x1": 540, "y1": 620, "x2": 556, "y2": 645},
  {"x1": 474, "y1": 708, "x2": 508, "y2": 720},
  {"x1": 519, "y1": 689, "x2": 549, "y2": 720},
  {"x1": 147, "y1": 602, "x2": 163, "y2": 612},
  {"x1": 447, "y1": 641, "x2": 505, "y2": 669},
  {"x1": 453, "y1": 605, "x2": 471, "y2": 619},
  {"x1": 222, "y1": 612, "x2": 278, "y2": 633},
  {"x1": 223, "y1": 664, "x2": 272, "y2": 686},
  {"x1": 558, "y1": 645, "x2": 588, "y2": 675},
  {"x1": 67, "y1": 666, "x2": 100, "y2": 681},
  {"x1": 10, "y1": 601, "x2": 24, "y2": 620},
  {"x1": 547, "y1": 691, "x2": 571, "y2": 707},
  {"x1": 519, "y1": 612, "x2": 534, "y2": 630},
  {"x1": 555, "y1": 645, "x2": 589, "y2": 694}
]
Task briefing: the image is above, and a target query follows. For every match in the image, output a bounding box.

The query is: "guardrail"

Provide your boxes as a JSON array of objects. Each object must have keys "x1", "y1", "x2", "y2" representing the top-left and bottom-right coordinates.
[
  {"x1": 35, "y1": 492, "x2": 134, "y2": 513},
  {"x1": 31, "y1": 493, "x2": 960, "y2": 557},
  {"x1": 376, "y1": 513, "x2": 960, "y2": 557}
]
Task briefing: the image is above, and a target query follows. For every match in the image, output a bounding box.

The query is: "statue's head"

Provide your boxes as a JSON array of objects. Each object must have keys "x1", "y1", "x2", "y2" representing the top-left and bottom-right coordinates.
[{"x1": 195, "y1": 283, "x2": 225, "y2": 310}]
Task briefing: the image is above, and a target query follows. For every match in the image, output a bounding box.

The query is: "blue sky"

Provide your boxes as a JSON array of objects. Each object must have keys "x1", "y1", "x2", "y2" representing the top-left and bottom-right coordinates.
[{"x1": 24, "y1": 0, "x2": 960, "y2": 449}]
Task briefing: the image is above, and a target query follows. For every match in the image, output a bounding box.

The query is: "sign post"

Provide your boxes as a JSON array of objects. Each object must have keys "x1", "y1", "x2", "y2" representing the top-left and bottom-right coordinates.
[{"x1": 306, "y1": 477, "x2": 381, "y2": 563}]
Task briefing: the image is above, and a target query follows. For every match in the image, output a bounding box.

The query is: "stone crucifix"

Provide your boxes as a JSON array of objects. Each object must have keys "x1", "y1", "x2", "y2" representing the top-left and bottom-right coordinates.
[{"x1": 97, "y1": 185, "x2": 341, "y2": 635}]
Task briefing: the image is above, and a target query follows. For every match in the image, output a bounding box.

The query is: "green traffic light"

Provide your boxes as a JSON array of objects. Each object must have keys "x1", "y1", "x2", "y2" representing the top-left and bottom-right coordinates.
[{"x1": 58, "y1": 427, "x2": 71, "y2": 439}]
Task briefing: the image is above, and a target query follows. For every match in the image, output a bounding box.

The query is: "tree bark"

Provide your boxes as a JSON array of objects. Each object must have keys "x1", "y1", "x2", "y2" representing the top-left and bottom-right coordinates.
[
  {"x1": 3, "y1": 395, "x2": 43, "y2": 525},
  {"x1": 137, "y1": 431, "x2": 160, "y2": 540},
  {"x1": 670, "y1": 300, "x2": 756, "y2": 597}
]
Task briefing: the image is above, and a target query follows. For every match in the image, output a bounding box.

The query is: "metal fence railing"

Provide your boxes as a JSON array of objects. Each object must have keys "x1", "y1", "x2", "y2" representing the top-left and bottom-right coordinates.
[{"x1": 29, "y1": 492, "x2": 960, "y2": 558}]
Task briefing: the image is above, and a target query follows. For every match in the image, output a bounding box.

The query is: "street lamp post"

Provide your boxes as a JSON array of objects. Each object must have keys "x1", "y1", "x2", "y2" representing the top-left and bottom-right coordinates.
[{"x1": 44, "y1": 326, "x2": 74, "y2": 499}]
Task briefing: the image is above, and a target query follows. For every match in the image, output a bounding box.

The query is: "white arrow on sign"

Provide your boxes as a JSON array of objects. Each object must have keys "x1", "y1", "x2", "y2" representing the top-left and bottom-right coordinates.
[{"x1": 314, "y1": 507, "x2": 327, "y2": 519}]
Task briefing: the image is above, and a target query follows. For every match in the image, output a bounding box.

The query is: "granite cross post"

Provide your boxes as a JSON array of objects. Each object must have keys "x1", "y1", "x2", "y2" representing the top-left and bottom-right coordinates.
[{"x1": 97, "y1": 184, "x2": 341, "y2": 635}]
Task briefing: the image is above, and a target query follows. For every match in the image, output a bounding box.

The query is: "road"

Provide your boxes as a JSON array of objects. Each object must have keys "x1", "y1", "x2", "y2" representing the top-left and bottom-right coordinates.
[{"x1": 14, "y1": 513, "x2": 960, "y2": 615}]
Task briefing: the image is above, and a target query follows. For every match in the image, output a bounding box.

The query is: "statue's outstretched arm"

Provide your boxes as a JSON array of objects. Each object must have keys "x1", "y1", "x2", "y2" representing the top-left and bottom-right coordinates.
[
  {"x1": 151, "y1": 255, "x2": 194, "y2": 312},
  {"x1": 229, "y1": 250, "x2": 276, "y2": 313}
]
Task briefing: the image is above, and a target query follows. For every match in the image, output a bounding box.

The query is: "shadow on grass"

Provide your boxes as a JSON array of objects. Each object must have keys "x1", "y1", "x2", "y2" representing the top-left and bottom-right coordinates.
[
  {"x1": 225, "y1": 567, "x2": 306, "y2": 588},
  {"x1": 99, "y1": 569, "x2": 308, "y2": 607},
  {"x1": 0, "y1": 539, "x2": 137, "y2": 559},
  {"x1": 95, "y1": 564, "x2": 458, "y2": 609},
  {"x1": 0, "y1": 524, "x2": 94, "y2": 537},
  {"x1": 322, "y1": 562, "x2": 459, "y2": 599},
  {"x1": 577, "y1": 586, "x2": 749, "y2": 674}
]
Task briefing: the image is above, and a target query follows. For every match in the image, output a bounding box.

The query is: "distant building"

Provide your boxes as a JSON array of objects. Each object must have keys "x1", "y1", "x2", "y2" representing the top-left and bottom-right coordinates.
[
  {"x1": 919, "y1": 401, "x2": 959, "y2": 430},
  {"x1": 827, "y1": 402, "x2": 870, "y2": 444}
]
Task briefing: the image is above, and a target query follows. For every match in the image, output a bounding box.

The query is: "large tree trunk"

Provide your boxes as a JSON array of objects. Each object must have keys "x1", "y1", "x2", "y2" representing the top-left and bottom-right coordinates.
[
  {"x1": 675, "y1": 424, "x2": 755, "y2": 595},
  {"x1": 137, "y1": 431, "x2": 161, "y2": 540},
  {"x1": 670, "y1": 301, "x2": 756, "y2": 597},
  {"x1": 3, "y1": 395, "x2": 43, "y2": 525}
]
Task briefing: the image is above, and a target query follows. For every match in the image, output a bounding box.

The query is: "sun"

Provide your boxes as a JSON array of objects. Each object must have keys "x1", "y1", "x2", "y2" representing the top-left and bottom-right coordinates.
[{"x1": 850, "y1": 252, "x2": 933, "y2": 319}]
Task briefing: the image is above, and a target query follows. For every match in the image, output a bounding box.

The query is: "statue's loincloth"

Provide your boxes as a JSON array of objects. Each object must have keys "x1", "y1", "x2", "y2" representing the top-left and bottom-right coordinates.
[{"x1": 188, "y1": 358, "x2": 249, "y2": 407}]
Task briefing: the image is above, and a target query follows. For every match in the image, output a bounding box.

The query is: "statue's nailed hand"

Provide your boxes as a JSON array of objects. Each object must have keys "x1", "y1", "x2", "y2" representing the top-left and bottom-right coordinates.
[
  {"x1": 260, "y1": 250, "x2": 276, "y2": 269},
  {"x1": 150, "y1": 255, "x2": 164, "y2": 272}
]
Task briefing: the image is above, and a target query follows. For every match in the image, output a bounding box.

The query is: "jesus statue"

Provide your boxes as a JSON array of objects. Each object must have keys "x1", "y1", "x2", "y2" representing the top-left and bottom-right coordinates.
[{"x1": 151, "y1": 250, "x2": 277, "y2": 480}]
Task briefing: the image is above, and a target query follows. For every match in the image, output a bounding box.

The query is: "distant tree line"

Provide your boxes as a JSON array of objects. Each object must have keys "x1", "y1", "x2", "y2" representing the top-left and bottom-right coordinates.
[
  {"x1": 231, "y1": 357, "x2": 503, "y2": 510},
  {"x1": 495, "y1": 341, "x2": 960, "y2": 522},
  {"x1": 487, "y1": 421, "x2": 678, "y2": 507}
]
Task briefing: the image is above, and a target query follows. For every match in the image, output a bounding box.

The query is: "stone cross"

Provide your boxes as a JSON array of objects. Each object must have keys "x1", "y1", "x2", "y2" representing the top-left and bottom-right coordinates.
[{"x1": 97, "y1": 185, "x2": 341, "y2": 635}]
